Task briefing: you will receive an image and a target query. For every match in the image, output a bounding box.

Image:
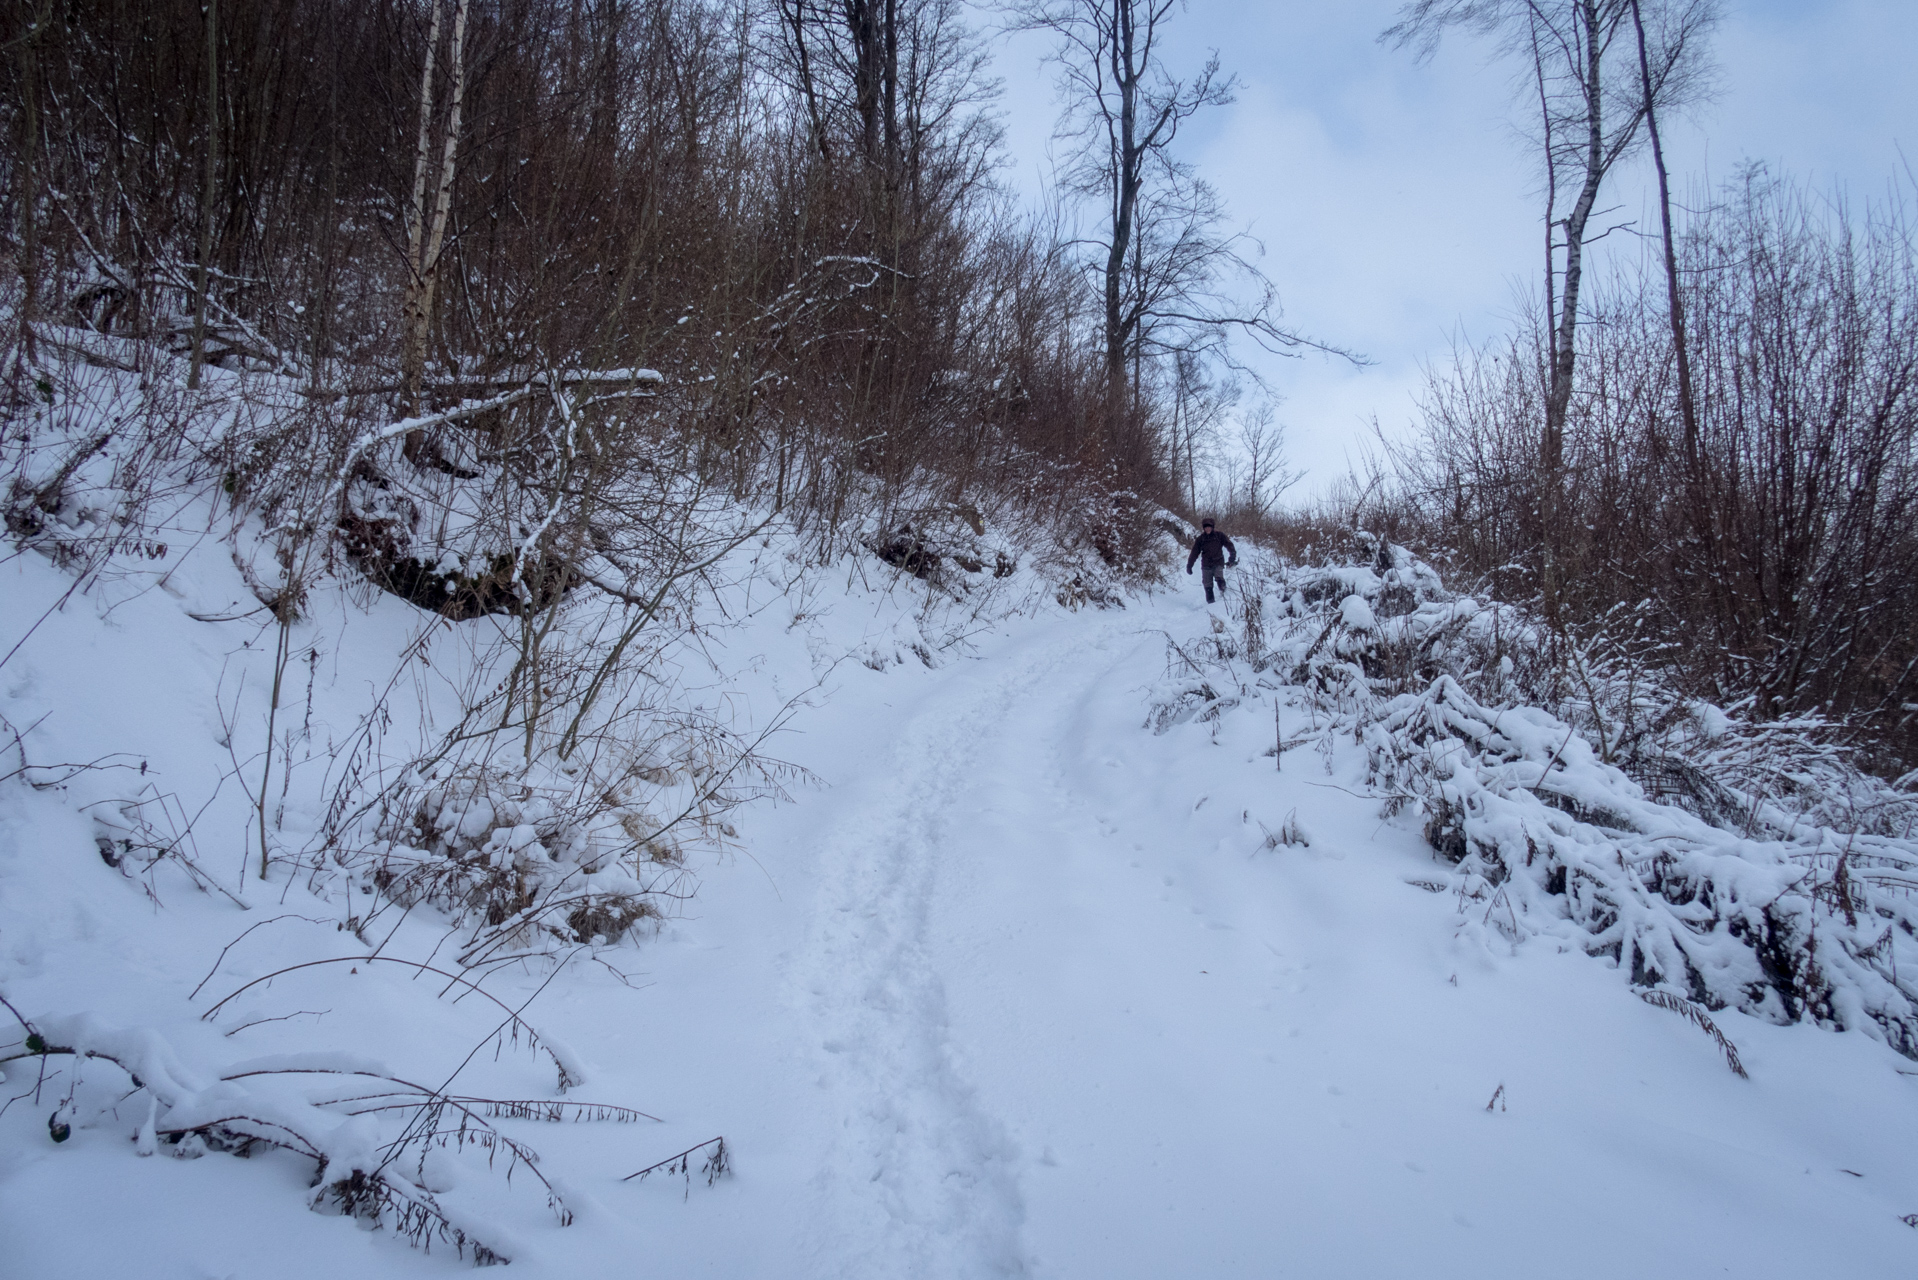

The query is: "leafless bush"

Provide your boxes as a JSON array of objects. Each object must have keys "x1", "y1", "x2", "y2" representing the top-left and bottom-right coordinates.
[
  {"x1": 1383, "y1": 170, "x2": 1918, "y2": 769},
  {"x1": 319, "y1": 661, "x2": 801, "y2": 967}
]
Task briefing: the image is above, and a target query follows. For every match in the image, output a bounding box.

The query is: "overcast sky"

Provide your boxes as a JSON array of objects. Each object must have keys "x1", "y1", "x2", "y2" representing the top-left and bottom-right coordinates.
[{"x1": 982, "y1": 0, "x2": 1918, "y2": 499}]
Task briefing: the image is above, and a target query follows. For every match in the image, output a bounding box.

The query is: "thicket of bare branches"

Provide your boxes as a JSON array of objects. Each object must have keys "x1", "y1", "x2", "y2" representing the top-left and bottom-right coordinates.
[
  {"x1": 1384, "y1": 0, "x2": 1723, "y2": 619},
  {"x1": 0, "y1": 0, "x2": 1225, "y2": 583},
  {"x1": 5, "y1": 0, "x2": 1270, "y2": 986},
  {"x1": 1383, "y1": 170, "x2": 1918, "y2": 771}
]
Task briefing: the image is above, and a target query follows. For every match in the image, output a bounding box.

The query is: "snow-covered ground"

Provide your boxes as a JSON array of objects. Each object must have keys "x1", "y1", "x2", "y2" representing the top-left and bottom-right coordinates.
[{"x1": 4, "y1": 522, "x2": 1917, "y2": 1277}]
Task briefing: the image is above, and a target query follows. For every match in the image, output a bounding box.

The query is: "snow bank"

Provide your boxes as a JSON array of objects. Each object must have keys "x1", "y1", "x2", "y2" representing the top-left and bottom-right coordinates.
[{"x1": 1176, "y1": 533, "x2": 1918, "y2": 1058}]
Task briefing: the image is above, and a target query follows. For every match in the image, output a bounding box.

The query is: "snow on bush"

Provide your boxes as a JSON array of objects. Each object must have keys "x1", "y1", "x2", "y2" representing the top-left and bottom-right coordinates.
[
  {"x1": 1172, "y1": 531, "x2": 1918, "y2": 1060},
  {"x1": 1, "y1": 341, "x2": 791, "y2": 1260},
  {"x1": 318, "y1": 709, "x2": 789, "y2": 969}
]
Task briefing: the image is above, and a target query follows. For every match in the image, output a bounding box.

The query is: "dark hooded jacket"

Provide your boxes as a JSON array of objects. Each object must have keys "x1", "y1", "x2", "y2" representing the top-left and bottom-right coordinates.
[{"x1": 1187, "y1": 528, "x2": 1238, "y2": 572}]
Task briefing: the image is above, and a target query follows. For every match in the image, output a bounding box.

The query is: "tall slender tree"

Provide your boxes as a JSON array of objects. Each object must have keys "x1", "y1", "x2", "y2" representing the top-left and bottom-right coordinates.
[
  {"x1": 1019, "y1": 0, "x2": 1349, "y2": 475},
  {"x1": 1384, "y1": 0, "x2": 1718, "y2": 617},
  {"x1": 399, "y1": 0, "x2": 469, "y2": 418},
  {"x1": 1628, "y1": 0, "x2": 1720, "y2": 578},
  {"x1": 187, "y1": 0, "x2": 219, "y2": 390}
]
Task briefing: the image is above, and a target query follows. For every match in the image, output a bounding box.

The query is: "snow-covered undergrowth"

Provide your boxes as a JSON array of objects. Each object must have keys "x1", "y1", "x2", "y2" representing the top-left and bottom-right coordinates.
[
  {"x1": 0, "y1": 341, "x2": 1079, "y2": 1265},
  {"x1": 1157, "y1": 530, "x2": 1918, "y2": 1064},
  {"x1": 8, "y1": 336, "x2": 1916, "y2": 1274}
]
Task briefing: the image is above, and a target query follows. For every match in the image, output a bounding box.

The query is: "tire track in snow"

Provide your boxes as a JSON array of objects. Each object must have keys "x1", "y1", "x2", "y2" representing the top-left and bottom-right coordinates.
[{"x1": 791, "y1": 617, "x2": 1136, "y2": 1280}]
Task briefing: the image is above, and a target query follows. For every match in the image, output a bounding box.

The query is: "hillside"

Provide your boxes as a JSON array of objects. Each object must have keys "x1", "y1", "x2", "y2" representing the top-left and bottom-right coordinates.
[
  {"x1": 6, "y1": 2, "x2": 1918, "y2": 1271},
  {"x1": 4, "y1": 395, "x2": 1916, "y2": 1274}
]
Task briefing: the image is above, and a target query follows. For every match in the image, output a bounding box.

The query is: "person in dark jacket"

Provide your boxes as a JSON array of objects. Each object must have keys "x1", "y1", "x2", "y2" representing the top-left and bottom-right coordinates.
[{"x1": 1186, "y1": 519, "x2": 1238, "y2": 603}]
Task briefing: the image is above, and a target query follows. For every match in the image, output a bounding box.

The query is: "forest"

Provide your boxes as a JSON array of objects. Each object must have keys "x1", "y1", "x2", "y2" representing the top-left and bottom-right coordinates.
[
  {"x1": 5, "y1": 0, "x2": 1911, "y2": 768},
  {"x1": 3, "y1": 4, "x2": 1918, "y2": 1272}
]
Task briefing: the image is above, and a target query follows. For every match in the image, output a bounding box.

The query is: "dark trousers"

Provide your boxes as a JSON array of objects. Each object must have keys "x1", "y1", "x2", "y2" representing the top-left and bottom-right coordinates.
[{"x1": 1202, "y1": 567, "x2": 1226, "y2": 603}]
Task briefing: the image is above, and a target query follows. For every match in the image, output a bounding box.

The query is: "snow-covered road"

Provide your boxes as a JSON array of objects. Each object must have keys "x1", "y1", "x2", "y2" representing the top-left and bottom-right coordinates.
[
  {"x1": 782, "y1": 606, "x2": 1101, "y2": 1275},
  {"x1": 620, "y1": 590, "x2": 1918, "y2": 1279},
  {"x1": 7, "y1": 564, "x2": 1917, "y2": 1279}
]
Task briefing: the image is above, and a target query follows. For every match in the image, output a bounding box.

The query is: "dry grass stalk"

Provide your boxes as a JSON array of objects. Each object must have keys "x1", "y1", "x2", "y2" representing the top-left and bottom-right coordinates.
[{"x1": 1637, "y1": 990, "x2": 1749, "y2": 1079}]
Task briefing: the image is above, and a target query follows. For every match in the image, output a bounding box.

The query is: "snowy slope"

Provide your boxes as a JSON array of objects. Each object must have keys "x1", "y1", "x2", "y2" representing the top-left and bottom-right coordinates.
[{"x1": 5, "y1": 520, "x2": 1918, "y2": 1278}]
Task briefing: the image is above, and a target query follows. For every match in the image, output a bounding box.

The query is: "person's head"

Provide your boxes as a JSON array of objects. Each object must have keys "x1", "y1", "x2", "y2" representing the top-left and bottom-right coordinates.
[{"x1": 1201, "y1": 519, "x2": 1214, "y2": 530}]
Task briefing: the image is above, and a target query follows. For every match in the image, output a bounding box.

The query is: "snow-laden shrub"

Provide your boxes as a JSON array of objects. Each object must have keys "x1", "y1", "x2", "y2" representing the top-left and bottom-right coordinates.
[
  {"x1": 1144, "y1": 621, "x2": 1244, "y2": 734},
  {"x1": 1364, "y1": 675, "x2": 1918, "y2": 1052},
  {"x1": 365, "y1": 763, "x2": 674, "y2": 937},
  {"x1": 861, "y1": 505, "x2": 1020, "y2": 595},
  {"x1": 324, "y1": 716, "x2": 777, "y2": 968},
  {"x1": 1144, "y1": 678, "x2": 1240, "y2": 735},
  {"x1": 1185, "y1": 534, "x2": 1918, "y2": 1058}
]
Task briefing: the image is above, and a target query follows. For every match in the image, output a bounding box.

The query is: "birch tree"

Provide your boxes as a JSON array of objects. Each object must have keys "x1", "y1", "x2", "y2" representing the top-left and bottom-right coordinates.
[
  {"x1": 1384, "y1": 0, "x2": 1717, "y2": 616},
  {"x1": 399, "y1": 0, "x2": 469, "y2": 418}
]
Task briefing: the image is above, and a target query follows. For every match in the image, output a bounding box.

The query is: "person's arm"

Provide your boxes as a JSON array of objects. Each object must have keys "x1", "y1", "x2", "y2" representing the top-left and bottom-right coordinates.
[
  {"x1": 1186, "y1": 538, "x2": 1200, "y2": 572},
  {"x1": 1222, "y1": 534, "x2": 1238, "y2": 566}
]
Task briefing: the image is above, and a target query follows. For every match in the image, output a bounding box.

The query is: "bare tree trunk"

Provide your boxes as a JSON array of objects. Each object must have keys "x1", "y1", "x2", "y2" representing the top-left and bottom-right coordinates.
[
  {"x1": 1628, "y1": 0, "x2": 1697, "y2": 466},
  {"x1": 314, "y1": 32, "x2": 341, "y2": 391},
  {"x1": 12, "y1": 5, "x2": 42, "y2": 370},
  {"x1": 1537, "y1": 0, "x2": 1610, "y2": 624},
  {"x1": 1103, "y1": 0, "x2": 1138, "y2": 400},
  {"x1": 187, "y1": 0, "x2": 219, "y2": 390},
  {"x1": 883, "y1": 0, "x2": 900, "y2": 174},
  {"x1": 1530, "y1": 13, "x2": 1557, "y2": 468},
  {"x1": 418, "y1": 1, "x2": 467, "y2": 320},
  {"x1": 403, "y1": 0, "x2": 442, "y2": 295},
  {"x1": 1543, "y1": 2, "x2": 1605, "y2": 480},
  {"x1": 1629, "y1": 0, "x2": 1714, "y2": 621},
  {"x1": 1173, "y1": 387, "x2": 1194, "y2": 510},
  {"x1": 780, "y1": 0, "x2": 832, "y2": 164},
  {"x1": 850, "y1": 0, "x2": 882, "y2": 165},
  {"x1": 400, "y1": 0, "x2": 463, "y2": 418}
]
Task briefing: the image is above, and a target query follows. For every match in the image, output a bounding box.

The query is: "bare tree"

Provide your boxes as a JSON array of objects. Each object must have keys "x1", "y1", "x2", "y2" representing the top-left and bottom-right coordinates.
[
  {"x1": 1168, "y1": 346, "x2": 1233, "y2": 511},
  {"x1": 1017, "y1": 0, "x2": 1352, "y2": 480},
  {"x1": 398, "y1": 0, "x2": 469, "y2": 417},
  {"x1": 772, "y1": 0, "x2": 996, "y2": 217},
  {"x1": 186, "y1": 0, "x2": 218, "y2": 390},
  {"x1": 9, "y1": 1, "x2": 51, "y2": 373},
  {"x1": 773, "y1": 0, "x2": 896, "y2": 172},
  {"x1": 1628, "y1": 0, "x2": 1718, "y2": 571},
  {"x1": 1383, "y1": 0, "x2": 1717, "y2": 615},
  {"x1": 1030, "y1": 0, "x2": 1229, "y2": 399},
  {"x1": 776, "y1": 0, "x2": 836, "y2": 162},
  {"x1": 1230, "y1": 401, "x2": 1295, "y2": 520}
]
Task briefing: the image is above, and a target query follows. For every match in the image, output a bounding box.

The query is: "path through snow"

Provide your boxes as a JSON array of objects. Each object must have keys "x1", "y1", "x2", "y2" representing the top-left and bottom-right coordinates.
[
  {"x1": 781, "y1": 612, "x2": 1129, "y2": 1275},
  {"x1": 6, "y1": 571, "x2": 1917, "y2": 1278},
  {"x1": 616, "y1": 587, "x2": 1918, "y2": 1278}
]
